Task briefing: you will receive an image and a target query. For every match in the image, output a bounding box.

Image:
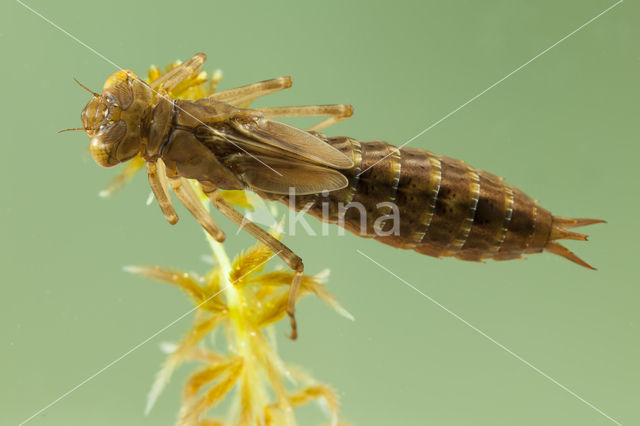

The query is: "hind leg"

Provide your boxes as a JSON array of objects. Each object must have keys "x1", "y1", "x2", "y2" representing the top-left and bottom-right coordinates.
[
  {"x1": 254, "y1": 104, "x2": 354, "y2": 132},
  {"x1": 208, "y1": 77, "x2": 293, "y2": 106},
  {"x1": 206, "y1": 189, "x2": 304, "y2": 340}
]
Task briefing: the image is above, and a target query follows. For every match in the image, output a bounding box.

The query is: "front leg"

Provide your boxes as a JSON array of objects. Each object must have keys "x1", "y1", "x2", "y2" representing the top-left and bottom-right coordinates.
[
  {"x1": 206, "y1": 189, "x2": 304, "y2": 340},
  {"x1": 150, "y1": 53, "x2": 207, "y2": 93},
  {"x1": 146, "y1": 160, "x2": 178, "y2": 225}
]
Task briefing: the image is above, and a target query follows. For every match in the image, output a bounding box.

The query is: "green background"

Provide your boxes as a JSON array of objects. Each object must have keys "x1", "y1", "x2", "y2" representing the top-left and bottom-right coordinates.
[{"x1": 1, "y1": 0, "x2": 637, "y2": 425}]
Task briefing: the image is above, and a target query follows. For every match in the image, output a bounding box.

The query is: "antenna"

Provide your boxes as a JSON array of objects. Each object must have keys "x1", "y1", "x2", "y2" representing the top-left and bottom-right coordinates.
[
  {"x1": 73, "y1": 78, "x2": 99, "y2": 97},
  {"x1": 58, "y1": 127, "x2": 85, "y2": 133}
]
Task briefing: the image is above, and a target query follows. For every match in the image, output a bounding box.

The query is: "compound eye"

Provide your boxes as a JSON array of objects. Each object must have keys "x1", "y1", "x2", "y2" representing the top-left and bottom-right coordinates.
[
  {"x1": 103, "y1": 70, "x2": 135, "y2": 110},
  {"x1": 90, "y1": 120, "x2": 127, "y2": 167},
  {"x1": 107, "y1": 80, "x2": 134, "y2": 110},
  {"x1": 80, "y1": 97, "x2": 101, "y2": 133}
]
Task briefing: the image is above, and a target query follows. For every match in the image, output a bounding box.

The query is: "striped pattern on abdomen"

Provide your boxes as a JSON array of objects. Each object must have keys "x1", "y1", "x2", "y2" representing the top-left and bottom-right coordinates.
[{"x1": 268, "y1": 135, "x2": 597, "y2": 268}]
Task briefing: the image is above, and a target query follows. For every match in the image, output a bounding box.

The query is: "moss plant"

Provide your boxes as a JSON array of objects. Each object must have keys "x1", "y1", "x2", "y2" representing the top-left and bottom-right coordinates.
[{"x1": 127, "y1": 219, "x2": 350, "y2": 425}]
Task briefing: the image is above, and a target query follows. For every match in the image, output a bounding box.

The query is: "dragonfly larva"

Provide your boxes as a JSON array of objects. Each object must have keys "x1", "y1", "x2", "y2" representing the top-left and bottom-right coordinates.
[{"x1": 75, "y1": 53, "x2": 603, "y2": 338}]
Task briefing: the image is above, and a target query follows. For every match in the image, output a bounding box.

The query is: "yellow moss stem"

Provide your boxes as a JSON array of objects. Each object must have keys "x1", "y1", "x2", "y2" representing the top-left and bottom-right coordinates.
[{"x1": 202, "y1": 192, "x2": 272, "y2": 424}]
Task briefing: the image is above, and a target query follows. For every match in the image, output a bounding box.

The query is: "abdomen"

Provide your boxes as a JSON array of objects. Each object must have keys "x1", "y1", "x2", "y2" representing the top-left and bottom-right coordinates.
[{"x1": 269, "y1": 136, "x2": 600, "y2": 268}]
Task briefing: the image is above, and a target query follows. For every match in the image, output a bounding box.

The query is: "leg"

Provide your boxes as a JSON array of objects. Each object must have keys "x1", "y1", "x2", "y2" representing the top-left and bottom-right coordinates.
[
  {"x1": 206, "y1": 189, "x2": 303, "y2": 340},
  {"x1": 150, "y1": 53, "x2": 207, "y2": 93},
  {"x1": 253, "y1": 104, "x2": 354, "y2": 132},
  {"x1": 208, "y1": 77, "x2": 292, "y2": 107},
  {"x1": 146, "y1": 160, "x2": 178, "y2": 224},
  {"x1": 169, "y1": 177, "x2": 226, "y2": 242}
]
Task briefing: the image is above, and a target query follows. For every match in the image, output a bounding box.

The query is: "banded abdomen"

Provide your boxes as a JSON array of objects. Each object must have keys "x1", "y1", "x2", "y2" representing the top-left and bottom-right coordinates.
[{"x1": 269, "y1": 136, "x2": 602, "y2": 268}]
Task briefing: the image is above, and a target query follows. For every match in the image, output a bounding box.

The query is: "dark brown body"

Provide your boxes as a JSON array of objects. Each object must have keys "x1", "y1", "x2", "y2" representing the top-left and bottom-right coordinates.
[
  {"x1": 140, "y1": 92, "x2": 598, "y2": 269},
  {"x1": 140, "y1": 94, "x2": 597, "y2": 268},
  {"x1": 77, "y1": 52, "x2": 606, "y2": 341},
  {"x1": 79, "y1": 54, "x2": 602, "y2": 337},
  {"x1": 265, "y1": 136, "x2": 553, "y2": 264}
]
